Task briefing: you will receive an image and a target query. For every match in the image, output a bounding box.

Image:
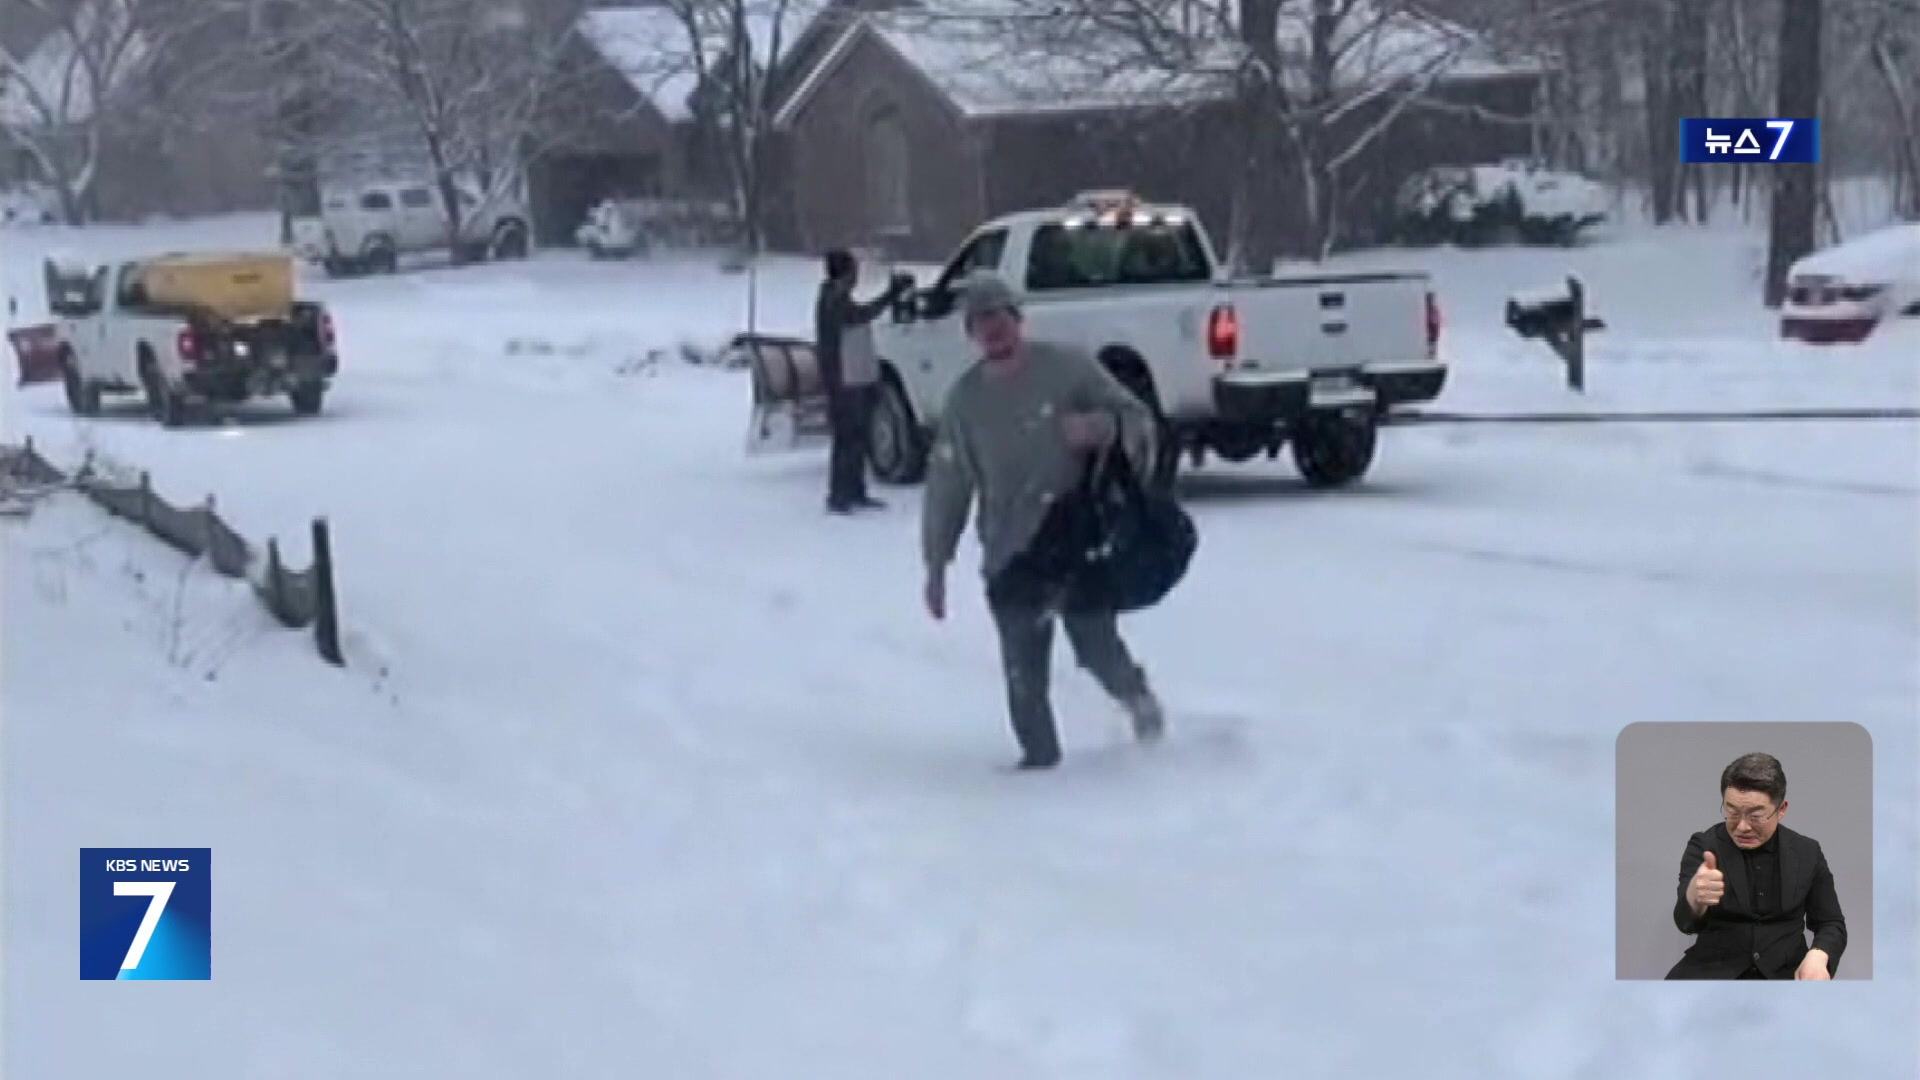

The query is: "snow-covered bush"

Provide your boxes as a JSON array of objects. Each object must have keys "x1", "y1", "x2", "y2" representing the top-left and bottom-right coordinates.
[{"x1": 1391, "y1": 160, "x2": 1611, "y2": 247}]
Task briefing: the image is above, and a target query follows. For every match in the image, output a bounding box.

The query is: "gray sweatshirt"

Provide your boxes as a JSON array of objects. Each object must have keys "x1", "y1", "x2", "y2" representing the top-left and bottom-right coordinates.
[{"x1": 921, "y1": 339, "x2": 1156, "y2": 579}]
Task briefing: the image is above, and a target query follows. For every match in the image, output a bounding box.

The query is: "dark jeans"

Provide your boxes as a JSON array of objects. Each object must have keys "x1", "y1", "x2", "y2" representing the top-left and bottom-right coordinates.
[
  {"x1": 988, "y1": 598, "x2": 1150, "y2": 764},
  {"x1": 827, "y1": 384, "x2": 876, "y2": 506}
]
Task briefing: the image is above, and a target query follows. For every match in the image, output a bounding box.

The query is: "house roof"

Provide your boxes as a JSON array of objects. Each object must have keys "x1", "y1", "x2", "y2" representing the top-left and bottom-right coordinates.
[
  {"x1": 771, "y1": 0, "x2": 1546, "y2": 129},
  {"x1": 575, "y1": 1, "x2": 830, "y2": 123},
  {"x1": 867, "y1": 12, "x2": 1233, "y2": 119}
]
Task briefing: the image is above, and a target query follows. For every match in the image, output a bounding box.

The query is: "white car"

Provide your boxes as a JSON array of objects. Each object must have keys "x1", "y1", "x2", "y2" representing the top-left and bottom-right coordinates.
[
  {"x1": 1780, "y1": 222, "x2": 1920, "y2": 344},
  {"x1": 292, "y1": 179, "x2": 532, "y2": 277},
  {"x1": 575, "y1": 199, "x2": 646, "y2": 258},
  {"x1": 861, "y1": 190, "x2": 1446, "y2": 490}
]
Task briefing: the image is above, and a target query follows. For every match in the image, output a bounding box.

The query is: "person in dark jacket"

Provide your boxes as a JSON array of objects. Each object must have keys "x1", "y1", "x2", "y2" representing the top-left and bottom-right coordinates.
[
  {"x1": 1666, "y1": 752, "x2": 1847, "y2": 979},
  {"x1": 816, "y1": 249, "x2": 907, "y2": 514}
]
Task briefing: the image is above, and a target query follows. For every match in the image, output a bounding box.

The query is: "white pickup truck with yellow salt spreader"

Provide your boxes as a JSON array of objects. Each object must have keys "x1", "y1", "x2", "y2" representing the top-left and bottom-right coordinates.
[{"x1": 29, "y1": 251, "x2": 339, "y2": 426}]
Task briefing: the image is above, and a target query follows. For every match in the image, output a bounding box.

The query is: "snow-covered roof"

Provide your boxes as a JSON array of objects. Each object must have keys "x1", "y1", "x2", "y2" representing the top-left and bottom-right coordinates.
[
  {"x1": 773, "y1": 0, "x2": 1544, "y2": 126},
  {"x1": 576, "y1": 2, "x2": 828, "y2": 123},
  {"x1": 865, "y1": 11, "x2": 1232, "y2": 118},
  {"x1": 576, "y1": 7, "x2": 700, "y2": 122},
  {"x1": 0, "y1": 2, "x2": 150, "y2": 128}
]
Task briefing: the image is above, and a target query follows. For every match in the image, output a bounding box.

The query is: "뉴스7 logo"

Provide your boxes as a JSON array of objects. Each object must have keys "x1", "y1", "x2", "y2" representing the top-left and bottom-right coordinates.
[{"x1": 112, "y1": 881, "x2": 176, "y2": 970}]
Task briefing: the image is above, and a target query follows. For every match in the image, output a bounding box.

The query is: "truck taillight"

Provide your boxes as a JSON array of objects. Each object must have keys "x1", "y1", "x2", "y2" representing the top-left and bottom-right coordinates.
[
  {"x1": 176, "y1": 328, "x2": 202, "y2": 364},
  {"x1": 1206, "y1": 304, "x2": 1239, "y2": 360},
  {"x1": 320, "y1": 311, "x2": 336, "y2": 349},
  {"x1": 1425, "y1": 291, "x2": 1442, "y2": 360}
]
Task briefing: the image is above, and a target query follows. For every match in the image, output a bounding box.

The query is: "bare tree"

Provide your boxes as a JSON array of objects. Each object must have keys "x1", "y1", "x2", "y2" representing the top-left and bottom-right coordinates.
[
  {"x1": 1718, "y1": 0, "x2": 1774, "y2": 216},
  {"x1": 657, "y1": 0, "x2": 813, "y2": 258},
  {"x1": 0, "y1": 0, "x2": 156, "y2": 223},
  {"x1": 1764, "y1": 0, "x2": 1822, "y2": 307},
  {"x1": 1863, "y1": 0, "x2": 1920, "y2": 217},
  {"x1": 1632, "y1": 0, "x2": 1712, "y2": 224},
  {"x1": 276, "y1": 0, "x2": 587, "y2": 256},
  {"x1": 994, "y1": 0, "x2": 1579, "y2": 270}
]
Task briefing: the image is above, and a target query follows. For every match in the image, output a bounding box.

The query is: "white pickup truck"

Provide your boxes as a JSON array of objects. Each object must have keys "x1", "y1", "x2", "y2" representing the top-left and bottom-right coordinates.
[
  {"x1": 867, "y1": 191, "x2": 1445, "y2": 489},
  {"x1": 42, "y1": 255, "x2": 339, "y2": 426}
]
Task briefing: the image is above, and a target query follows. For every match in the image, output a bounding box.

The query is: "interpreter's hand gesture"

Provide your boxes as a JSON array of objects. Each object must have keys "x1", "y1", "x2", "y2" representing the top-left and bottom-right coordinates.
[
  {"x1": 1794, "y1": 950, "x2": 1832, "y2": 980},
  {"x1": 1687, "y1": 851, "x2": 1725, "y2": 914}
]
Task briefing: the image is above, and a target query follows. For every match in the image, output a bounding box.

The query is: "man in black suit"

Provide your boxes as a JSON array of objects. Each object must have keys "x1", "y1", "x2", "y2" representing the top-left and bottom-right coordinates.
[{"x1": 1666, "y1": 752, "x2": 1848, "y2": 980}]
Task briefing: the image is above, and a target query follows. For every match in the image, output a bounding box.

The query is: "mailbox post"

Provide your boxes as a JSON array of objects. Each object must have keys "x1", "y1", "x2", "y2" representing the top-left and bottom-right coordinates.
[{"x1": 1504, "y1": 275, "x2": 1605, "y2": 392}]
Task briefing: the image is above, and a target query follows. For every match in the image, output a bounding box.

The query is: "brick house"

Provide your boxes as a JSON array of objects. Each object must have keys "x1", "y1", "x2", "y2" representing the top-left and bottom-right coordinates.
[
  {"x1": 757, "y1": 4, "x2": 1548, "y2": 263},
  {"x1": 528, "y1": 4, "x2": 721, "y2": 243},
  {"x1": 534, "y1": 0, "x2": 845, "y2": 244}
]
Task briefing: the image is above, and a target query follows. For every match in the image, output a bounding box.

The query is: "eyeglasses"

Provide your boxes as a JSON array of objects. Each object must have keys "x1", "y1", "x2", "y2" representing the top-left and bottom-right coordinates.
[{"x1": 1722, "y1": 805, "x2": 1781, "y2": 827}]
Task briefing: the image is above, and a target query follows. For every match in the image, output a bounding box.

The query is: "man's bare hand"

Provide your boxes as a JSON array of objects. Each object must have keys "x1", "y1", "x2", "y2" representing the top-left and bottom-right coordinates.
[
  {"x1": 1687, "y1": 851, "x2": 1725, "y2": 915},
  {"x1": 1795, "y1": 949, "x2": 1832, "y2": 980},
  {"x1": 1061, "y1": 411, "x2": 1116, "y2": 451},
  {"x1": 924, "y1": 569, "x2": 947, "y2": 621}
]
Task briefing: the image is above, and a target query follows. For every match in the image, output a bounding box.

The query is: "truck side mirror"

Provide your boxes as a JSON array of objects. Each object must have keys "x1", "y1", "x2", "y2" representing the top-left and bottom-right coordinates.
[
  {"x1": 921, "y1": 288, "x2": 955, "y2": 321},
  {"x1": 889, "y1": 272, "x2": 918, "y2": 323}
]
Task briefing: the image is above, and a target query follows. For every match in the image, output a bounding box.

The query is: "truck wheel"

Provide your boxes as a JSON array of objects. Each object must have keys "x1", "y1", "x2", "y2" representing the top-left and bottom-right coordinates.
[
  {"x1": 869, "y1": 375, "x2": 928, "y2": 484},
  {"x1": 1291, "y1": 410, "x2": 1377, "y2": 488},
  {"x1": 493, "y1": 219, "x2": 530, "y2": 259},
  {"x1": 138, "y1": 353, "x2": 187, "y2": 428},
  {"x1": 364, "y1": 238, "x2": 398, "y2": 274},
  {"x1": 290, "y1": 382, "x2": 325, "y2": 416},
  {"x1": 61, "y1": 351, "x2": 101, "y2": 416}
]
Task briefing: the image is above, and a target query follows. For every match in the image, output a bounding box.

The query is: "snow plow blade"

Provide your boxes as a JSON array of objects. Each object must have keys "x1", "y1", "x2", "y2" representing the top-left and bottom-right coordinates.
[
  {"x1": 9, "y1": 324, "x2": 63, "y2": 387},
  {"x1": 737, "y1": 332, "x2": 831, "y2": 454}
]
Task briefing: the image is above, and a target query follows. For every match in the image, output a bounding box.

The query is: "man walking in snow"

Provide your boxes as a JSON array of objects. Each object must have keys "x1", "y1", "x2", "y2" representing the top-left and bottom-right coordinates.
[
  {"x1": 920, "y1": 273, "x2": 1166, "y2": 769},
  {"x1": 816, "y1": 248, "x2": 906, "y2": 514}
]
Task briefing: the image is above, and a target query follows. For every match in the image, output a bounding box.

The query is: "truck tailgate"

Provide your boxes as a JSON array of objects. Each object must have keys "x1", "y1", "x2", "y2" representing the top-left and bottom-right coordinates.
[{"x1": 1228, "y1": 272, "x2": 1432, "y2": 374}]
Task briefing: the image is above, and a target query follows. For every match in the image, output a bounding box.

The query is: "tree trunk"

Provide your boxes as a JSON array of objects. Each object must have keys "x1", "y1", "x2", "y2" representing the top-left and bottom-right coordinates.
[
  {"x1": 1871, "y1": 39, "x2": 1920, "y2": 219},
  {"x1": 1764, "y1": 0, "x2": 1821, "y2": 308},
  {"x1": 1670, "y1": 0, "x2": 1710, "y2": 222},
  {"x1": 1597, "y1": 13, "x2": 1626, "y2": 181},
  {"x1": 1639, "y1": 1, "x2": 1679, "y2": 224},
  {"x1": 1226, "y1": 0, "x2": 1285, "y2": 274},
  {"x1": 1303, "y1": 0, "x2": 1340, "y2": 256}
]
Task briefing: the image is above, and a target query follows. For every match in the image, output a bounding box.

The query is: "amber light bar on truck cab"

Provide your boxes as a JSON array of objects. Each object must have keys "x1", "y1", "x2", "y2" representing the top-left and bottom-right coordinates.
[
  {"x1": 1062, "y1": 189, "x2": 1186, "y2": 230},
  {"x1": 1062, "y1": 208, "x2": 1188, "y2": 230}
]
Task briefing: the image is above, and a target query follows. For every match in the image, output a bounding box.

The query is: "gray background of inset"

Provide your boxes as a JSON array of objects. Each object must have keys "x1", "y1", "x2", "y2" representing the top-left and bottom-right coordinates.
[{"x1": 1615, "y1": 721, "x2": 1873, "y2": 979}]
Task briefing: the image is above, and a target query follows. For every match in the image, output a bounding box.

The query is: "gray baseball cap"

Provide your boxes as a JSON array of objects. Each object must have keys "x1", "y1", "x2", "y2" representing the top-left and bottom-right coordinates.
[{"x1": 961, "y1": 272, "x2": 1020, "y2": 322}]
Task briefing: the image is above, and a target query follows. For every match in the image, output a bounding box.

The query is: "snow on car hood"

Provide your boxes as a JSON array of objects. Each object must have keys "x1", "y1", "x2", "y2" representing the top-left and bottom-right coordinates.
[{"x1": 1790, "y1": 222, "x2": 1920, "y2": 282}]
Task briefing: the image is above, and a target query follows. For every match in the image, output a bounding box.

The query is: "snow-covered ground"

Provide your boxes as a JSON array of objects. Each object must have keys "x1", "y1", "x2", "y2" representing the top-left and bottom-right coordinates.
[{"x1": 4, "y1": 214, "x2": 1917, "y2": 1078}]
